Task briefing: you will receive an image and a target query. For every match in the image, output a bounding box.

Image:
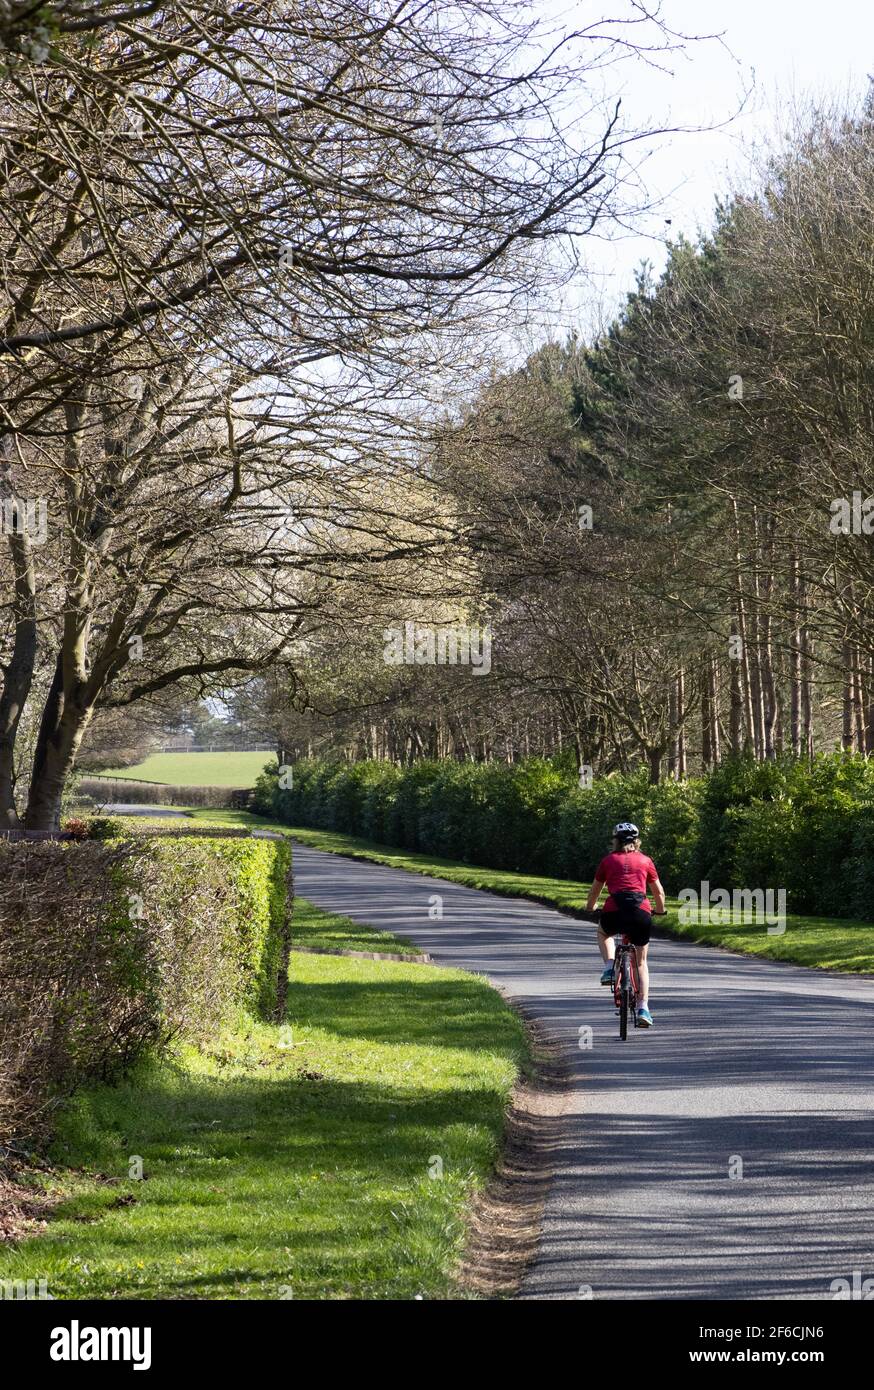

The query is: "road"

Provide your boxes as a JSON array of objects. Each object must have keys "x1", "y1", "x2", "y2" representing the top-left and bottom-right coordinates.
[{"x1": 292, "y1": 842, "x2": 874, "y2": 1300}]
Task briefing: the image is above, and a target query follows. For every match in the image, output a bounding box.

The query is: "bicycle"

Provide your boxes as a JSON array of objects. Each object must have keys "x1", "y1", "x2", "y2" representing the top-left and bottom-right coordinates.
[
  {"x1": 585, "y1": 907, "x2": 665, "y2": 1040},
  {"x1": 612, "y1": 932, "x2": 640, "y2": 1040}
]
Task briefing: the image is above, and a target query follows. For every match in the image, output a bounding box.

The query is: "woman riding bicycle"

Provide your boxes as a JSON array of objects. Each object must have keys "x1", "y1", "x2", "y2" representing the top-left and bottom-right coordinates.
[{"x1": 585, "y1": 821, "x2": 666, "y2": 1029}]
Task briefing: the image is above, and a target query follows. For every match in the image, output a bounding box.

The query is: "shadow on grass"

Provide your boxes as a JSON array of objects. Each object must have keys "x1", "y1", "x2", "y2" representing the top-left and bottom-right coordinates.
[
  {"x1": 287, "y1": 970, "x2": 524, "y2": 1052},
  {"x1": 0, "y1": 1054, "x2": 509, "y2": 1298}
]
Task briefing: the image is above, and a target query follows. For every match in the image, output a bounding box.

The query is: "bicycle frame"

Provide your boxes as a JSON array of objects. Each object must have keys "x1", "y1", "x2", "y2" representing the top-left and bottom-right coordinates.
[
  {"x1": 613, "y1": 934, "x2": 641, "y2": 1039},
  {"x1": 613, "y1": 935, "x2": 641, "y2": 1005}
]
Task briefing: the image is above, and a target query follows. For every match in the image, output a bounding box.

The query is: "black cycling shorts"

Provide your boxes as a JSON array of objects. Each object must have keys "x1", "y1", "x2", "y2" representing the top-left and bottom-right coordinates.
[{"x1": 599, "y1": 906, "x2": 652, "y2": 946}]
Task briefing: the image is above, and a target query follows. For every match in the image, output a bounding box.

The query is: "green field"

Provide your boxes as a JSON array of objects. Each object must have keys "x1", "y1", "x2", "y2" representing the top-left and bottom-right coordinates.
[{"x1": 101, "y1": 751, "x2": 273, "y2": 788}]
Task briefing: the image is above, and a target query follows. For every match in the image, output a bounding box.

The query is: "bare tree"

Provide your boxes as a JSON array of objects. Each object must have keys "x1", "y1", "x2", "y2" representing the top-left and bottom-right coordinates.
[{"x1": 1, "y1": 1, "x2": 698, "y2": 826}]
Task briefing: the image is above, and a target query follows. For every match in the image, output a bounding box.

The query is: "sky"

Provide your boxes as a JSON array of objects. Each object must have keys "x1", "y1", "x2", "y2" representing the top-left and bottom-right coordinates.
[{"x1": 543, "y1": 0, "x2": 874, "y2": 340}]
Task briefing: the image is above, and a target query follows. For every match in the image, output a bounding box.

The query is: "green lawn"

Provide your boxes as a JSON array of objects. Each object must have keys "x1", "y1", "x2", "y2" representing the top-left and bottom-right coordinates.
[
  {"x1": 100, "y1": 751, "x2": 272, "y2": 788},
  {"x1": 183, "y1": 810, "x2": 874, "y2": 975},
  {"x1": 0, "y1": 898, "x2": 526, "y2": 1300},
  {"x1": 293, "y1": 896, "x2": 416, "y2": 955}
]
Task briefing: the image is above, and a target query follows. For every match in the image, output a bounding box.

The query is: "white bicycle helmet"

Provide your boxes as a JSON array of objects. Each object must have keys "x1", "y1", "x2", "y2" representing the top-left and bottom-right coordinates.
[{"x1": 612, "y1": 821, "x2": 639, "y2": 844}]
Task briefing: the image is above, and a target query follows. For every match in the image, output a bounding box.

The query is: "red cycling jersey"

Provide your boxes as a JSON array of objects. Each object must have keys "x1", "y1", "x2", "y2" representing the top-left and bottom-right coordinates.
[{"x1": 595, "y1": 850, "x2": 658, "y2": 913}]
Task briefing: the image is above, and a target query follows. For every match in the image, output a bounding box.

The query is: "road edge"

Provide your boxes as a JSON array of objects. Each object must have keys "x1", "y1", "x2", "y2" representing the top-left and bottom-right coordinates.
[{"x1": 453, "y1": 995, "x2": 574, "y2": 1300}]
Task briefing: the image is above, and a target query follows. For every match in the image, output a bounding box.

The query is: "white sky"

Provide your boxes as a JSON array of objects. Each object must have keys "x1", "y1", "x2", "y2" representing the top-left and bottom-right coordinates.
[{"x1": 544, "y1": 0, "x2": 874, "y2": 339}]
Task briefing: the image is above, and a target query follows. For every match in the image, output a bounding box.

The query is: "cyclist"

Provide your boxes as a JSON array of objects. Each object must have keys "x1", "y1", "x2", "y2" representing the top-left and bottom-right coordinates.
[{"x1": 584, "y1": 821, "x2": 666, "y2": 1029}]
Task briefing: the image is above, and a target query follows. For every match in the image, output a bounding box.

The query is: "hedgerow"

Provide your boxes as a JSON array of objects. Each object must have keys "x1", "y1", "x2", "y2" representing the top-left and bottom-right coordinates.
[
  {"x1": 254, "y1": 751, "x2": 874, "y2": 920},
  {"x1": 0, "y1": 833, "x2": 291, "y2": 1149},
  {"x1": 76, "y1": 776, "x2": 241, "y2": 808}
]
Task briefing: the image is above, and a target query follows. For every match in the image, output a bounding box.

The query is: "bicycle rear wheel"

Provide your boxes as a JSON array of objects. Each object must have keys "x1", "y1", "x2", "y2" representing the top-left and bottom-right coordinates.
[{"x1": 619, "y1": 954, "x2": 630, "y2": 1040}]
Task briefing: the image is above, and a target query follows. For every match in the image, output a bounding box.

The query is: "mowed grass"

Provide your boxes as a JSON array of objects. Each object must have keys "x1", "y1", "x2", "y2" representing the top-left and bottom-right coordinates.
[
  {"x1": 293, "y1": 896, "x2": 416, "y2": 955},
  {"x1": 184, "y1": 810, "x2": 874, "y2": 975},
  {"x1": 666, "y1": 909, "x2": 874, "y2": 973},
  {"x1": 101, "y1": 751, "x2": 271, "y2": 788},
  {"x1": 0, "y1": 901, "x2": 527, "y2": 1300}
]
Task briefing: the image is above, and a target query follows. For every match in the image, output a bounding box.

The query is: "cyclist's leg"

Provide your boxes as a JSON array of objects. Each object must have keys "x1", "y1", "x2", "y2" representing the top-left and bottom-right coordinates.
[
  {"x1": 628, "y1": 908, "x2": 652, "y2": 1006},
  {"x1": 597, "y1": 917, "x2": 618, "y2": 984},
  {"x1": 597, "y1": 919, "x2": 617, "y2": 965},
  {"x1": 634, "y1": 943, "x2": 650, "y2": 1005}
]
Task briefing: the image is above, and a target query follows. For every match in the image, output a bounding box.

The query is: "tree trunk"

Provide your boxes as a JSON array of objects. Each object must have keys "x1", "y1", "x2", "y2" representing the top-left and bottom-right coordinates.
[
  {"x1": 790, "y1": 555, "x2": 802, "y2": 756},
  {"x1": 747, "y1": 508, "x2": 766, "y2": 757},
  {"x1": 732, "y1": 499, "x2": 755, "y2": 754},
  {"x1": 842, "y1": 641, "x2": 854, "y2": 751},
  {"x1": 759, "y1": 611, "x2": 777, "y2": 758},
  {"x1": 0, "y1": 443, "x2": 38, "y2": 826},
  {"x1": 729, "y1": 618, "x2": 744, "y2": 755},
  {"x1": 701, "y1": 659, "x2": 712, "y2": 768},
  {"x1": 676, "y1": 669, "x2": 687, "y2": 777},
  {"x1": 23, "y1": 657, "x2": 95, "y2": 832},
  {"x1": 667, "y1": 682, "x2": 678, "y2": 777},
  {"x1": 748, "y1": 618, "x2": 765, "y2": 759},
  {"x1": 801, "y1": 629, "x2": 814, "y2": 757},
  {"x1": 853, "y1": 647, "x2": 866, "y2": 753},
  {"x1": 708, "y1": 656, "x2": 721, "y2": 764},
  {"x1": 757, "y1": 516, "x2": 778, "y2": 759}
]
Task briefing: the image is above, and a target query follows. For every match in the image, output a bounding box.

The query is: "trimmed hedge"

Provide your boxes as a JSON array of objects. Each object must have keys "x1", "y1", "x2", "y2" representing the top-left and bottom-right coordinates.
[
  {"x1": 0, "y1": 833, "x2": 292, "y2": 1148},
  {"x1": 75, "y1": 776, "x2": 241, "y2": 808},
  {"x1": 252, "y1": 756, "x2": 697, "y2": 884},
  {"x1": 129, "y1": 834, "x2": 292, "y2": 1023},
  {"x1": 253, "y1": 752, "x2": 874, "y2": 921}
]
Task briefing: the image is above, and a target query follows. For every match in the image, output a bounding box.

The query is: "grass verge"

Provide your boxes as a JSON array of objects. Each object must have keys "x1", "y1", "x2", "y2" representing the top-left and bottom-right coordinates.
[
  {"x1": 184, "y1": 810, "x2": 874, "y2": 974},
  {"x1": 0, "y1": 897, "x2": 527, "y2": 1299},
  {"x1": 293, "y1": 895, "x2": 416, "y2": 955}
]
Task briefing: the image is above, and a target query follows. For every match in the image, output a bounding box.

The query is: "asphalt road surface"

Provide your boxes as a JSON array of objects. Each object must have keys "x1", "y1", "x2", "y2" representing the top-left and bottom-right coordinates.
[{"x1": 292, "y1": 842, "x2": 874, "y2": 1301}]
